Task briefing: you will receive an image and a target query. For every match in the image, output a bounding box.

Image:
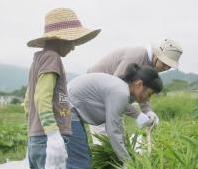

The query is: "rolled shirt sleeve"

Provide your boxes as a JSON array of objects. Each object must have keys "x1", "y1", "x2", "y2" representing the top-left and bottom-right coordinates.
[
  {"x1": 139, "y1": 101, "x2": 152, "y2": 113},
  {"x1": 126, "y1": 101, "x2": 153, "y2": 118}
]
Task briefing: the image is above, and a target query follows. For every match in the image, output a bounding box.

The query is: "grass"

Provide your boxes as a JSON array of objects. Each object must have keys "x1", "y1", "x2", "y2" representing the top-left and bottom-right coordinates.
[
  {"x1": 0, "y1": 104, "x2": 26, "y2": 124},
  {"x1": 0, "y1": 104, "x2": 27, "y2": 163},
  {"x1": 151, "y1": 93, "x2": 198, "y2": 120},
  {"x1": 1, "y1": 93, "x2": 198, "y2": 168},
  {"x1": 92, "y1": 94, "x2": 198, "y2": 169},
  {"x1": 92, "y1": 118, "x2": 198, "y2": 169}
]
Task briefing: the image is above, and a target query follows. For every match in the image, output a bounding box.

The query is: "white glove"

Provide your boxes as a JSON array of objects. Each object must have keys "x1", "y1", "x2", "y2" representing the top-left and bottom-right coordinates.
[
  {"x1": 45, "y1": 131, "x2": 67, "y2": 169},
  {"x1": 136, "y1": 112, "x2": 154, "y2": 129},
  {"x1": 146, "y1": 111, "x2": 159, "y2": 125}
]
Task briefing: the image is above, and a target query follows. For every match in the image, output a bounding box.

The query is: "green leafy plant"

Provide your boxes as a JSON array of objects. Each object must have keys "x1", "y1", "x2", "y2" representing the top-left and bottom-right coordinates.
[
  {"x1": 91, "y1": 119, "x2": 198, "y2": 169},
  {"x1": 151, "y1": 94, "x2": 198, "y2": 120},
  {"x1": 0, "y1": 105, "x2": 27, "y2": 163},
  {"x1": 0, "y1": 124, "x2": 27, "y2": 163}
]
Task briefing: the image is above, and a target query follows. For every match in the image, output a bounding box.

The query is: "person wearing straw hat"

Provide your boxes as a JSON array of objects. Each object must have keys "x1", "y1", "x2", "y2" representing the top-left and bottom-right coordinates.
[
  {"x1": 24, "y1": 8, "x2": 100, "y2": 169},
  {"x1": 87, "y1": 39, "x2": 183, "y2": 144}
]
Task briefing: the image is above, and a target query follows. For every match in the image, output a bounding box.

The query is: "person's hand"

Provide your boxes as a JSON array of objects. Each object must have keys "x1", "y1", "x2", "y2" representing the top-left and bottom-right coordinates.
[
  {"x1": 146, "y1": 111, "x2": 159, "y2": 126},
  {"x1": 45, "y1": 131, "x2": 67, "y2": 169},
  {"x1": 136, "y1": 112, "x2": 154, "y2": 129}
]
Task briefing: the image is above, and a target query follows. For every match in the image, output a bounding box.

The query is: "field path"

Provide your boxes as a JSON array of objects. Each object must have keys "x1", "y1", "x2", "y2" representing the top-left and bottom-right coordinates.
[{"x1": 0, "y1": 159, "x2": 29, "y2": 169}]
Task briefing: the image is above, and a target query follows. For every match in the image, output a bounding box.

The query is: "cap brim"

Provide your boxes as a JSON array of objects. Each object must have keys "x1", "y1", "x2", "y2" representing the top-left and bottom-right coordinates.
[{"x1": 153, "y1": 48, "x2": 179, "y2": 69}]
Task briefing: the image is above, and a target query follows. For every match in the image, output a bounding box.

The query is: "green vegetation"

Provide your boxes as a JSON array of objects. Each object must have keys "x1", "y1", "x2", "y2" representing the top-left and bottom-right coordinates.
[
  {"x1": 91, "y1": 135, "x2": 123, "y2": 169},
  {"x1": 0, "y1": 86, "x2": 26, "y2": 97},
  {"x1": 0, "y1": 105, "x2": 26, "y2": 125},
  {"x1": 0, "y1": 93, "x2": 198, "y2": 168},
  {"x1": 92, "y1": 94, "x2": 198, "y2": 169},
  {"x1": 0, "y1": 124, "x2": 27, "y2": 163},
  {"x1": 11, "y1": 86, "x2": 27, "y2": 98},
  {"x1": 92, "y1": 121, "x2": 198, "y2": 169},
  {"x1": 151, "y1": 94, "x2": 198, "y2": 120},
  {"x1": 164, "y1": 79, "x2": 188, "y2": 92},
  {"x1": 120, "y1": 120, "x2": 198, "y2": 169},
  {"x1": 0, "y1": 105, "x2": 27, "y2": 163}
]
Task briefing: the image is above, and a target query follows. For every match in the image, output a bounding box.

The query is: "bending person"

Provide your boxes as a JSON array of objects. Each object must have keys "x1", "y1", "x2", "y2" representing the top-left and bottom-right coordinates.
[
  {"x1": 67, "y1": 63, "x2": 163, "y2": 168},
  {"x1": 87, "y1": 39, "x2": 183, "y2": 144}
]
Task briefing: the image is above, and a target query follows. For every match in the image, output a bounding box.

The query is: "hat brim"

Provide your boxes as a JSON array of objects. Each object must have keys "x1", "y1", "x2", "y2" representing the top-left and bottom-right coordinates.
[
  {"x1": 27, "y1": 28, "x2": 101, "y2": 48},
  {"x1": 153, "y1": 48, "x2": 179, "y2": 69}
]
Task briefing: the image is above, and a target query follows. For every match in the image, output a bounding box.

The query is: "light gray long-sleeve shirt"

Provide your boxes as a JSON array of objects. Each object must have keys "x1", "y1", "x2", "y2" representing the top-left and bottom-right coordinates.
[{"x1": 67, "y1": 73, "x2": 132, "y2": 161}]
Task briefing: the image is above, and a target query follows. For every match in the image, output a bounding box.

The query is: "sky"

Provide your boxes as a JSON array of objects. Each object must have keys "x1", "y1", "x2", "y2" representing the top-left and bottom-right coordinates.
[{"x1": 0, "y1": 0, "x2": 198, "y2": 73}]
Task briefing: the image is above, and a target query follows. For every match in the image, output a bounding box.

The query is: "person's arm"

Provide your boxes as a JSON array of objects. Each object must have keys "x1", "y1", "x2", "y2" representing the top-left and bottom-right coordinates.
[
  {"x1": 140, "y1": 102, "x2": 159, "y2": 124},
  {"x1": 126, "y1": 101, "x2": 154, "y2": 116},
  {"x1": 34, "y1": 73, "x2": 58, "y2": 134},
  {"x1": 105, "y1": 90, "x2": 131, "y2": 162},
  {"x1": 113, "y1": 60, "x2": 130, "y2": 77},
  {"x1": 139, "y1": 101, "x2": 152, "y2": 113},
  {"x1": 125, "y1": 102, "x2": 141, "y2": 118},
  {"x1": 34, "y1": 73, "x2": 67, "y2": 168},
  {"x1": 126, "y1": 102, "x2": 156, "y2": 128}
]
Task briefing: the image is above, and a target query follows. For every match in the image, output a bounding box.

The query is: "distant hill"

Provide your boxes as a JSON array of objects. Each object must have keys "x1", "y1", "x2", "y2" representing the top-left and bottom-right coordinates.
[
  {"x1": 0, "y1": 64, "x2": 79, "y2": 92},
  {"x1": 0, "y1": 64, "x2": 28, "y2": 92},
  {"x1": 160, "y1": 70, "x2": 198, "y2": 85},
  {"x1": 165, "y1": 79, "x2": 188, "y2": 91},
  {"x1": 1, "y1": 64, "x2": 198, "y2": 92},
  {"x1": 189, "y1": 80, "x2": 198, "y2": 90}
]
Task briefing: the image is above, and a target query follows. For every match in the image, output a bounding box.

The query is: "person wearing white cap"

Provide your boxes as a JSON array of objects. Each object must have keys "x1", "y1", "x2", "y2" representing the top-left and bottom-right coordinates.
[
  {"x1": 87, "y1": 39, "x2": 183, "y2": 144},
  {"x1": 24, "y1": 8, "x2": 100, "y2": 169}
]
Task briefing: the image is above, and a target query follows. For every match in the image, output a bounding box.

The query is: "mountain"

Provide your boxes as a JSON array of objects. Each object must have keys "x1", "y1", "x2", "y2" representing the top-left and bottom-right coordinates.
[
  {"x1": 165, "y1": 79, "x2": 189, "y2": 91},
  {"x1": 0, "y1": 64, "x2": 28, "y2": 92},
  {"x1": 0, "y1": 64, "x2": 79, "y2": 92},
  {"x1": 160, "y1": 70, "x2": 198, "y2": 85},
  {"x1": 189, "y1": 80, "x2": 198, "y2": 90},
  {"x1": 1, "y1": 64, "x2": 198, "y2": 92}
]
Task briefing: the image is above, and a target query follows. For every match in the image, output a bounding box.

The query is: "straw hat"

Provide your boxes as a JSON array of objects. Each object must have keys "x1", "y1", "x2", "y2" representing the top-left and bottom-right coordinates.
[
  {"x1": 27, "y1": 8, "x2": 101, "y2": 48},
  {"x1": 153, "y1": 39, "x2": 183, "y2": 68}
]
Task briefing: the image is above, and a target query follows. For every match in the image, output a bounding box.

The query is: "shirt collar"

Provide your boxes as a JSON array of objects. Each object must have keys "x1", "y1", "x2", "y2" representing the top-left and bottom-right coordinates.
[{"x1": 146, "y1": 45, "x2": 153, "y2": 62}]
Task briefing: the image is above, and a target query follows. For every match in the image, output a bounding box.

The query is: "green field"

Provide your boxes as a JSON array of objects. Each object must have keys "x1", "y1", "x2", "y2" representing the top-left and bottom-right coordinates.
[
  {"x1": 0, "y1": 105, "x2": 27, "y2": 163},
  {"x1": 0, "y1": 94, "x2": 198, "y2": 168},
  {"x1": 92, "y1": 94, "x2": 198, "y2": 169}
]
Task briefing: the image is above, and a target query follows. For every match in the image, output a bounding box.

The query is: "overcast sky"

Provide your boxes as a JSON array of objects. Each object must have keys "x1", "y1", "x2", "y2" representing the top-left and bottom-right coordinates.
[{"x1": 0, "y1": 0, "x2": 197, "y2": 73}]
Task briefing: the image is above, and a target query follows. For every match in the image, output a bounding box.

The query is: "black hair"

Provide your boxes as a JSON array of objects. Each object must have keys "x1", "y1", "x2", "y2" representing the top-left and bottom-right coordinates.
[{"x1": 119, "y1": 63, "x2": 163, "y2": 93}]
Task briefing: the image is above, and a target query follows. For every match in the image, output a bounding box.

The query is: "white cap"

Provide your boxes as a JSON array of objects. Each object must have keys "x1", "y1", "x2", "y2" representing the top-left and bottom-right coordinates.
[{"x1": 153, "y1": 39, "x2": 183, "y2": 68}]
